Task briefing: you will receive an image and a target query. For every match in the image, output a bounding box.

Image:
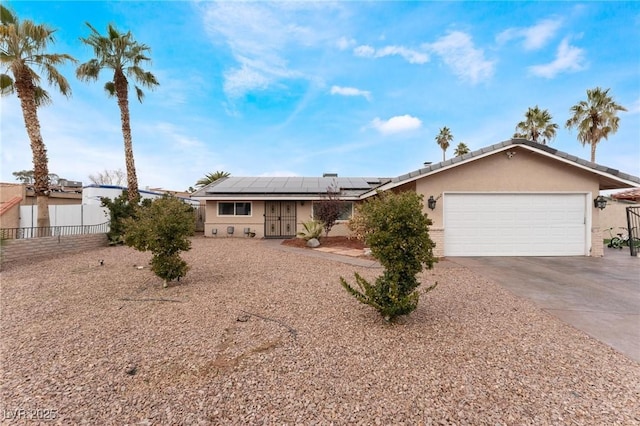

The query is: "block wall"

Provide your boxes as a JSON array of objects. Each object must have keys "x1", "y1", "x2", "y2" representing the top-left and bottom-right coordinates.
[{"x1": 1, "y1": 233, "x2": 108, "y2": 266}]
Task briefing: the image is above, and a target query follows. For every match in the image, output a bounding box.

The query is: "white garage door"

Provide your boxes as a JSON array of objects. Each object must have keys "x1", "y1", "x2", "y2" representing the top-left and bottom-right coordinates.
[{"x1": 444, "y1": 193, "x2": 588, "y2": 256}]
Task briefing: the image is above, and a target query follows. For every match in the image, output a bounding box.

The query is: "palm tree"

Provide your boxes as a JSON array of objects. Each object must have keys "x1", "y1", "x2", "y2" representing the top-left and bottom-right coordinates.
[
  {"x1": 565, "y1": 87, "x2": 627, "y2": 163},
  {"x1": 513, "y1": 106, "x2": 559, "y2": 145},
  {"x1": 77, "y1": 23, "x2": 159, "y2": 202},
  {"x1": 435, "y1": 126, "x2": 453, "y2": 161},
  {"x1": 195, "y1": 171, "x2": 231, "y2": 189},
  {"x1": 0, "y1": 5, "x2": 76, "y2": 228},
  {"x1": 453, "y1": 142, "x2": 470, "y2": 157}
]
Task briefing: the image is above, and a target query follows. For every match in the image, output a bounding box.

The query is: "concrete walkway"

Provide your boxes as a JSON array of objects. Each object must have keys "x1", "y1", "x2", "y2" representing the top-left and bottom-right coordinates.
[{"x1": 450, "y1": 248, "x2": 640, "y2": 363}]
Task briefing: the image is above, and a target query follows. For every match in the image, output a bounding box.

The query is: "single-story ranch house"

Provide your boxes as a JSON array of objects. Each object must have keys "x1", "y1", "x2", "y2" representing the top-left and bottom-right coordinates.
[{"x1": 191, "y1": 139, "x2": 640, "y2": 257}]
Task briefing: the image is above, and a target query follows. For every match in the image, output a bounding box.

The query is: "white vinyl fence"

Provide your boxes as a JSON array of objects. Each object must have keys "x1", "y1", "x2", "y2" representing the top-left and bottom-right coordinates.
[{"x1": 19, "y1": 204, "x2": 109, "y2": 228}]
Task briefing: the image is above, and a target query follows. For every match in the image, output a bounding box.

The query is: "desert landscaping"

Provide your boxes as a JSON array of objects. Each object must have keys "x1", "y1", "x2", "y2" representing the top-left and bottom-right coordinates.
[{"x1": 1, "y1": 237, "x2": 639, "y2": 425}]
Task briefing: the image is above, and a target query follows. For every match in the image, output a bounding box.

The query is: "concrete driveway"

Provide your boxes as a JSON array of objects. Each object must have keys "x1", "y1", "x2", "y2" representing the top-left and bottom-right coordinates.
[{"x1": 451, "y1": 248, "x2": 640, "y2": 363}]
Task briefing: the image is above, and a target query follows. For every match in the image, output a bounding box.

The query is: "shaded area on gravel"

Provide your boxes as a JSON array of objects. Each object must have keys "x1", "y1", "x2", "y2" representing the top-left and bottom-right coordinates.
[{"x1": 1, "y1": 237, "x2": 639, "y2": 425}]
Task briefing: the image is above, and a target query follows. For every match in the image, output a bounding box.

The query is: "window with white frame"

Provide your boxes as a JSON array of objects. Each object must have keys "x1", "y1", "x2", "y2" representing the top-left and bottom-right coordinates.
[
  {"x1": 312, "y1": 201, "x2": 354, "y2": 221},
  {"x1": 218, "y1": 202, "x2": 252, "y2": 216}
]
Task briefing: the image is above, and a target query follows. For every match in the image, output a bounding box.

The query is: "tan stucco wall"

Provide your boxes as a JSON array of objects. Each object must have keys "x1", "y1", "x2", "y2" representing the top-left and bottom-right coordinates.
[
  {"x1": 204, "y1": 200, "x2": 266, "y2": 237},
  {"x1": 600, "y1": 199, "x2": 639, "y2": 238},
  {"x1": 0, "y1": 184, "x2": 25, "y2": 229},
  {"x1": 203, "y1": 200, "x2": 352, "y2": 239},
  {"x1": 0, "y1": 203, "x2": 20, "y2": 229},
  {"x1": 0, "y1": 183, "x2": 25, "y2": 201},
  {"x1": 413, "y1": 148, "x2": 602, "y2": 257}
]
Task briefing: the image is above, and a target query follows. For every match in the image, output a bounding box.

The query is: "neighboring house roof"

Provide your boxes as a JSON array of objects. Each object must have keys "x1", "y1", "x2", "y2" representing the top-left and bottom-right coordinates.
[
  {"x1": 191, "y1": 176, "x2": 390, "y2": 200},
  {"x1": 611, "y1": 188, "x2": 640, "y2": 201},
  {"x1": 83, "y1": 184, "x2": 198, "y2": 205},
  {"x1": 361, "y1": 139, "x2": 640, "y2": 198},
  {"x1": 0, "y1": 196, "x2": 22, "y2": 216}
]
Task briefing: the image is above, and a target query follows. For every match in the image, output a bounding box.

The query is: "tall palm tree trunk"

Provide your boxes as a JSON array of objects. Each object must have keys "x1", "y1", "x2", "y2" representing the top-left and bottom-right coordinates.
[
  {"x1": 114, "y1": 71, "x2": 139, "y2": 202},
  {"x1": 590, "y1": 141, "x2": 597, "y2": 163},
  {"x1": 15, "y1": 71, "x2": 50, "y2": 228}
]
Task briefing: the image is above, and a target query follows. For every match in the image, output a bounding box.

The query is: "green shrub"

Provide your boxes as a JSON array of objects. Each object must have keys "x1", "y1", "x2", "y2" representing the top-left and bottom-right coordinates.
[
  {"x1": 341, "y1": 191, "x2": 437, "y2": 321},
  {"x1": 123, "y1": 195, "x2": 195, "y2": 286},
  {"x1": 101, "y1": 191, "x2": 138, "y2": 245},
  {"x1": 297, "y1": 219, "x2": 323, "y2": 241}
]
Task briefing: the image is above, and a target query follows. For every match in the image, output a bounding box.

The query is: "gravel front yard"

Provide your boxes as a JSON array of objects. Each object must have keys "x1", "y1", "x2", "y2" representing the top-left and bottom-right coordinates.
[{"x1": 1, "y1": 237, "x2": 639, "y2": 425}]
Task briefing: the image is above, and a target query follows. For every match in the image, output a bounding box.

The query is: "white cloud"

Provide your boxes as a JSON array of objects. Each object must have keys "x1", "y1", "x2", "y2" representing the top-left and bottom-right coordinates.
[
  {"x1": 354, "y1": 44, "x2": 429, "y2": 64},
  {"x1": 528, "y1": 37, "x2": 586, "y2": 78},
  {"x1": 496, "y1": 18, "x2": 563, "y2": 50},
  {"x1": 223, "y1": 65, "x2": 273, "y2": 98},
  {"x1": 426, "y1": 31, "x2": 495, "y2": 84},
  {"x1": 330, "y1": 85, "x2": 372, "y2": 101},
  {"x1": 336, "y1": 36, "x2": 356, "y2": 50},
  {"x1": 152, "y1": 122, "x2": 206, "y2": 149},
  {"x1": 624, "y1": 97, "x2": 640, "y2": 114},
  {"x1": 370, "y1": 115, "x2": 422, "y2": 135},
  {"x1": 354, "y1": 44, "x2": 375, "y2": 57},
  {"x1": 200, "y1": 2, "x2": 338, "y2": 98}
]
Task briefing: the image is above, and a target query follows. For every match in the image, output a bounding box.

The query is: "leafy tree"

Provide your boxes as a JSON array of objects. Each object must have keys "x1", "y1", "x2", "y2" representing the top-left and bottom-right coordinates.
[
  {"x1": 195, "y1": 171, "x2": 231, "y2": 189},
  {"x1": 123, "y1": 195, "x2": 195, "y2": 287},
  {"x1": 313, "y1": 183, "x2": 345, "y2": 237},
  {"x1": 77, "y1": 23, "x2": 159, "y2": 203},
  {"x1": 12, "y1": 170, "x2": 61, "y2": 185},
  {"x1": 12, "y1": 169, "x2": 34, "y2": 184},
  {"x1": 513, "y1": 105, "x2": 558, "y2": 145},
  {"x1": 453, "y1": 142, "x2": 470, "y2": 157},
  {"x1": 100, "y1": 190, "x2": 140, "y2": 245},
  {"x1": 88, "y1": 168, "x2": 126, "y2": 186},
  {"x1": 1, "y1": 5, "x2": 76, "y2": 228},
  {"x1": 565, "y1": 87, "x2": 627, "y2": 163},
  {"x1": 435, "y1": 126, "x2": 453, "y2": 161},
  {"x1": 341, "y1": 191, "x2": 437, "y2": 321}
]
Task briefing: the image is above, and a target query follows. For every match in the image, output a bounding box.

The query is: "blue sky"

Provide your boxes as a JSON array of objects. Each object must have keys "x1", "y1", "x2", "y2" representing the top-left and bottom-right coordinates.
[{"x1": 1, "y1": 1, "x2": 639, "y2": 192}]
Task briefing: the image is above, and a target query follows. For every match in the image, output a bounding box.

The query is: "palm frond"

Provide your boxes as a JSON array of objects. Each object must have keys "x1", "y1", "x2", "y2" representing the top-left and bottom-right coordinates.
[
  {"x1": 0, "y1": 73, "x2": 14, "y2": 95},
  {"x1": 0, "y1": 5, "x2": 17, "y2": 25},
  {"x1": 76, "y1": 59, "x2": 101, "y2": 81},
  {"x1": 33, "y1": 86, "x2": 52, "y2": 107},
  {"x1": 104, "y1": 81, "x2": 116, "y2": 97},
  {"x1": 134, "y1": 85, "x2": 144, "y2": 102}
]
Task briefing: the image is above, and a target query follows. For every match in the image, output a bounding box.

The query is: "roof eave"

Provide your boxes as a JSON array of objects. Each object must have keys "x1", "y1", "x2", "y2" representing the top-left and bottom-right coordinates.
[{"x1": 360, "y1": 139, "x2": 639, "y2": 198}]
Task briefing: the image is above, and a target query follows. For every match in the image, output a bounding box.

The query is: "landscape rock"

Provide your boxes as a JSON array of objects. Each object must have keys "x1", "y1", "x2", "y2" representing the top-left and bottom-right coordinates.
[{"x1": 306, "y1": 238, "x2": 320, "y2": 248}]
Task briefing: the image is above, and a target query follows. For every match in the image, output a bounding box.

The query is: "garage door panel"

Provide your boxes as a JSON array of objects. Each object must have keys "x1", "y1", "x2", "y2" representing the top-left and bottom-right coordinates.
[{"x1": 444, "y1": 194, "x2": 587, "y2": 256}]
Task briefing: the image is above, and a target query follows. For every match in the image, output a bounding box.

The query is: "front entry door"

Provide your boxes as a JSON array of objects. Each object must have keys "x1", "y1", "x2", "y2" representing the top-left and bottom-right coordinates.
[{"x1": 264, "y1": 201, "x2": 297, "y2": 238}]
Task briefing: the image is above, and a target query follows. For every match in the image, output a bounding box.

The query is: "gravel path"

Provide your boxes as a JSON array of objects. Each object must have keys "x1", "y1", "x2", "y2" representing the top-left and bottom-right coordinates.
[{"x1": 1, "y1": 237, "x2": 639, "y2": 425}]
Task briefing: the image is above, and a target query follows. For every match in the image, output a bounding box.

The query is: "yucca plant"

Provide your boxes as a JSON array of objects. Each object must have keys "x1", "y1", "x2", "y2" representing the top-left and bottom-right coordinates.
[{"x1": 297, "y1": 219, "x2": 323, "y2": 241}]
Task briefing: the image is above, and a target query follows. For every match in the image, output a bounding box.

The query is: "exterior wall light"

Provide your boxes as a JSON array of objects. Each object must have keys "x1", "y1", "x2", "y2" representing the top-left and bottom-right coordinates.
[
  {"x1": 594, "y1": 195, "x2": 607, "y2": 210},
  {"x1": 427, "y1": 195, "x2": 437, "y2": 210}
]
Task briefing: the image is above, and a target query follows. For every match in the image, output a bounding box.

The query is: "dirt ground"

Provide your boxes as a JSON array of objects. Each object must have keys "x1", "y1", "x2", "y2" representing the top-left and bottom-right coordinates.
[{"x1": 1, "y1": 237, "x2": 639, "y2": 425}]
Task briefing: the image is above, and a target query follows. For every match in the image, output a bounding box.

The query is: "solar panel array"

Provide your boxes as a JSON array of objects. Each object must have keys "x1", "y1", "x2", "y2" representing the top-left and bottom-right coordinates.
[{"x1": 204, "y1": 176, "x2": 386, "y2": 195}]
